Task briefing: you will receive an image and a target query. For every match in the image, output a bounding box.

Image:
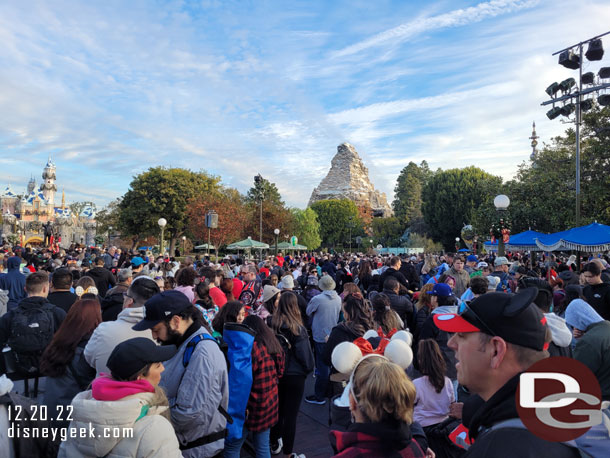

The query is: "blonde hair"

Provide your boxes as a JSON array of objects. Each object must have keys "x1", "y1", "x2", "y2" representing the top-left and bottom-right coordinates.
[
  {"x1": 351, "y1": 357, "x2": 416, "y2": 423},
  {"x1": 416, "y1": 283, "x2": 435, "y2": 311}
]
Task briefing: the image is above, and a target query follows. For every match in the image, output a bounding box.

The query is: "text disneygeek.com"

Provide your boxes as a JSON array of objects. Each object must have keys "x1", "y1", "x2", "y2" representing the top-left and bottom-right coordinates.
[{"x1": 8, "y1": 423, "x2": 134, "y2": 442}]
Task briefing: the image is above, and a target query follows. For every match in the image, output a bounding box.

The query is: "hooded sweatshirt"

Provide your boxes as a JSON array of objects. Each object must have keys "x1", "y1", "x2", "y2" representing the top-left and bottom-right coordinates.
[
  {"x1": 544, "y1": 312, "x2": 573, "y2": 357},
  {"x1": 565, "y1": 299, "x2": 610, "y2": 400},
  {"x1": 0, "y1": 257, "x2": 26, "y2": 310},
  {"x1": 59, "y1": 377, "x2": 181, "y2": 458}
]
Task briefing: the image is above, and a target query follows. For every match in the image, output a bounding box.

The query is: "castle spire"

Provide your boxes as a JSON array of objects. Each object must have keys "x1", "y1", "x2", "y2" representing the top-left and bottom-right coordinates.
[
  {"x1": 61, "y1": 189, "x2": 66, "y2": 209},
  {"x1": 529, "y1": 121, "x2": 539, "y2": 161}
]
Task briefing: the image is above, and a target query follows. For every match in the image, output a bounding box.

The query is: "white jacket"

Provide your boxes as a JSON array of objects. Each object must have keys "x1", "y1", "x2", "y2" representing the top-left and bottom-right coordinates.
[
  {"x1": 58, "y1": 388, "x2": 182, "y2": 458},
  {"x1": 84, "y1": 306, "x2": 155, "y2": 375}
]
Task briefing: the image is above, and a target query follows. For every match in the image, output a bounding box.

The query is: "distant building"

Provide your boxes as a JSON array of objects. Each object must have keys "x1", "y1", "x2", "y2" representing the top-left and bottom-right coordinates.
[{"x1": 1, "y1": 158, "x2": 97, "y2": 247}]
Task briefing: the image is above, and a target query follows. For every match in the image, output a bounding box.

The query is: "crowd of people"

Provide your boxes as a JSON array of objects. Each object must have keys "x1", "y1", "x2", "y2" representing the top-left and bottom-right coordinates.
[{"x1": 0, "y1": 243, "x2": 608, "y2": 457}]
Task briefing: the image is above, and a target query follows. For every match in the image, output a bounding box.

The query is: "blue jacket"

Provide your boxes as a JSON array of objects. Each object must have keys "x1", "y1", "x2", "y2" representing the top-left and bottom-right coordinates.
[{"x1": 0, "y1": 257, "x2": 26, "y2": 311}]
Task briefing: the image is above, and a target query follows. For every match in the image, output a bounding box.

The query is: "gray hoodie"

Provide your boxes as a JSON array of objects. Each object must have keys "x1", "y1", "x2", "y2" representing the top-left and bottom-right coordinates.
[{"x1": 306, "y1": 290, "x2": 341, "y2": 343}]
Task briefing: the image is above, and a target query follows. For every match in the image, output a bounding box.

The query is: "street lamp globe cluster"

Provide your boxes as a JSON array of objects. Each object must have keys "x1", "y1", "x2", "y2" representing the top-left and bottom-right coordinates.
[{"x1": 494, "y1": 194, "x2": 510, "y2": 256}]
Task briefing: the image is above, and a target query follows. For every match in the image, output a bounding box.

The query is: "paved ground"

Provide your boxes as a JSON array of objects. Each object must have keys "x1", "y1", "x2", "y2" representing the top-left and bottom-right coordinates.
[{"x1": 15, "y1": 374, "x2": 335, "y2": 458}]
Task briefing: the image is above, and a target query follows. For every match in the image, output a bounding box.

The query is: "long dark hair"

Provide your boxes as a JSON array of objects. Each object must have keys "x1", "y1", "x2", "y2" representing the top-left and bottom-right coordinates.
[
  {"x1": 40, "y1": 298, "x2": 102, "y2": 377},
  {"x1": 243, "y1": 315, "x2": 283, "y2": 355},
  {"x1": 358, "y1": 261, "x2": 372, "y2": 281},
  {"x1": 342, "y1": 293, "x2": 374, "y2": 337},
  {"x1": 195, "y1": 280, "x2": 215, "y2": 310},
  {"x1": 417, "y1": 339, "x2": 447, "y2": 393},
  {"x1": 371, "y1": 293, "x2": 402, "y2": 334},
  {"x1": 212, "y1": 300, "x2": 244, "y2": 334},
  {"x1": 271, "y1": 292, "x2": 303, "y2": 336}
]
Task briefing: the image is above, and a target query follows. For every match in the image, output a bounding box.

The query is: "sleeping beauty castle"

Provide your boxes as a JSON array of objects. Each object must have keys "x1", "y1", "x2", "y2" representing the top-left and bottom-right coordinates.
[{"x1": 0, "y1": 158, "x2": 97, "y2": 247}]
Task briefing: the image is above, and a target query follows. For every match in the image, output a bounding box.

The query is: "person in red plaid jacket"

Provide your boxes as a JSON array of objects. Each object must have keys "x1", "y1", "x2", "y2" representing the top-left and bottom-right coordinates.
[
  {"x1": 330, "y1": 355, "x2": 427, "y2": 458},
  {"x1": 224, "y1": 315, "x2": 285, "y2": 458}
]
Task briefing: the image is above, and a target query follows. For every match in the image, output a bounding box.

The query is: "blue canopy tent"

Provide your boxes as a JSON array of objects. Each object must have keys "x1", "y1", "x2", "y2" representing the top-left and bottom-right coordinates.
[
  {"x1": 483, "y1": 240, "x2": 498, "y2": 252},
  {"x1": 535, "y1": 222, "x2": 610, "y2": 252},
  {"x1": 505, "y1": 230, "x2": 546, "y2": 251}
]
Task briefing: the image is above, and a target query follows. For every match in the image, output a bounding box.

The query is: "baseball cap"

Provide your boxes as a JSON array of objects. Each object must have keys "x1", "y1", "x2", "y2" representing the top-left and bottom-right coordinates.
[
  {"x1": 433, "y1": 287, "x2": 547, "y2": 351},
  {"x1": 132, "y1": 290, "x2": 192, "y2": 331},
  {"x1": 262, "y1": 285, "x2": 281, "y2": 303},
  {"x1": 427, "y1": 283, "x2": 454, "y2": 298},
  {"x1": 131, "y1": 256, "x2": 145, "y2": 267},
  {"x1": 476, "y1": 261, "x2": 488, "y2": 269},
  {"x1": 467, "y1": 255, "x2": 478, "y2": 262},
  {"x1": 494, "y1": 256, "x2": 510, "y2": 267},
  {"x1": 107, "y1": 337, "x2": 177, "y2": 380}
]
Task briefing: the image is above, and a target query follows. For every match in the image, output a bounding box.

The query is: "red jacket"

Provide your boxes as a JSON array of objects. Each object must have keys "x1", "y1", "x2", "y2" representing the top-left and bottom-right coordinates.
[
  {"x1": 245, "y1": 341, "x2": 285, "y2": 432},
  {"x1": 330, "y1": 420, "x2": 425, "y2": 458}
]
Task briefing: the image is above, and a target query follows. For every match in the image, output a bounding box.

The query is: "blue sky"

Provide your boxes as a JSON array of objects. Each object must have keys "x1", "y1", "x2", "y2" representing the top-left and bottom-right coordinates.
[{"x1": 1, "y1": 0, "x2": 609, "y2": 209}]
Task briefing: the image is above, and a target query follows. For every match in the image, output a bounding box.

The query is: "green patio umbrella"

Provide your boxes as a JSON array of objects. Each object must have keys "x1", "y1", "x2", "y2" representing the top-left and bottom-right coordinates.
[
  {"x1": 194, "y1": 243, "x2": 216, "y2": 250},
  {"x1": 227, "y1": 236, "x2": 269, "y2": 250},
  {"x1": 276, "y1": 241, "x2": 308, "y2": 251}
]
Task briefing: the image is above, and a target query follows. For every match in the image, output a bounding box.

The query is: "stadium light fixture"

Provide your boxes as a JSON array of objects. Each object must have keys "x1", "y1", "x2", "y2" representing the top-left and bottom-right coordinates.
[
  {"x1": 585, "y1": 38, "x2": 604, "y2": 61},
  {"x1": 545, "y1": 82, "x2": 560, "y2": 97},
  {"x1": 599, "y1": 94, "x2": 610, "y2": 106},
  {"x1": 580, "y1": 99, "x2": 594, "y2": 112},
  {"x1": 546, "y1": 106, "x2": 562, "y2": 120},
  {"x1": 559, "y1": 78, "x2": 576, "y2": 93},
  {"x1": 581, "y1": 72, "x2": 595, "y2": 85},
  {"x1": 599, "y1": 67, "x2": 610, "y2": 79},
  {"x1": 559, "y1": 49, "x2": 580, "y2": 69}
]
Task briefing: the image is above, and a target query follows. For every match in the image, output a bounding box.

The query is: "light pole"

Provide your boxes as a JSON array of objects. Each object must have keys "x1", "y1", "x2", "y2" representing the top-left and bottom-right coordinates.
[
  {"x1": 348, "y1": 216, "x2": 353, "y2": 253},
  {"x1": 158, "y1": 218, "x2": 167, "y2": 256},
  {"x1": 455, "y1": 237, "x2": 460, "y2": 253},
  {"x1": 494, "y1": 195, "x2": 510, "y2": 256},
  {"x1": 274, "y1": 228, "x2": 280, "y2": 255},
  {"x1": 182, "y1": 235, "x2": 186, "y2": 255},
  {"x1": 108, "y1": 226, "x2": 113, "y2": 247},
  {"x1": 254, "y1": 174, "x2": 265, "y2": 262},
  {"x1": 541, "y1": 30, "x2": 610, "y2": 227}
]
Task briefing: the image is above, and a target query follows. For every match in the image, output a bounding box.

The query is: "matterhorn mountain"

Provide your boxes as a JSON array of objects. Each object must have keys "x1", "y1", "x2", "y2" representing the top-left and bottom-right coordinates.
[{"x1": 309, "y1": 143, "x2": 393, "y2": 217}]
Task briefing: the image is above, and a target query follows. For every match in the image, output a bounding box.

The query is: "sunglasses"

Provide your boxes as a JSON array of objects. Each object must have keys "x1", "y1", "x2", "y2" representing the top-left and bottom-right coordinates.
[{"x1": 457, "y1": 301, "x2": 496, "y2": 336}]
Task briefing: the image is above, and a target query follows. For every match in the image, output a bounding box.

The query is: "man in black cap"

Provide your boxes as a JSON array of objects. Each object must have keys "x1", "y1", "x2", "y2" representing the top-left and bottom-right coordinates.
[
  {"x1": 434, "y1": 288, "x2": 582, "y2": 457},
  {"x1": 133, "y1": 290, "x2": 229, "y2": 458}
]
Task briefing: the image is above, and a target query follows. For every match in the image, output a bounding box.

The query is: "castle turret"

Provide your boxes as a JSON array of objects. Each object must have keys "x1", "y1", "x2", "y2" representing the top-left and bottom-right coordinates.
[
  {"x1": 41, "y1": 157, "x2": 57, "y2": 206},
  {"x1": 27, "y1": 175, "x2": 36, "y2": 194}
]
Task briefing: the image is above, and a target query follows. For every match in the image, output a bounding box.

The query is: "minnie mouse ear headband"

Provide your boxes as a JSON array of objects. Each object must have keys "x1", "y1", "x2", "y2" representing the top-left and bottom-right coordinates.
[
  {"x1": 331, "y1": 328, "x2": 413, "y2": 375},
  {"x1": 75, "y1": 285, "x2": 99, "y2": 297}
]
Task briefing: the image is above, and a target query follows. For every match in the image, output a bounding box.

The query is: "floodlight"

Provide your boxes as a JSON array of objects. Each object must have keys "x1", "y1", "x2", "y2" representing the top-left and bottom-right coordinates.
[
  {"x1": 599, "y1": 94, "x2": 610, "y2": 106},
  {"x1": 558, "y1": 49, "x2": 580, "y2": 69},
  {"x1": 580, "y1": 99, "x2": 594, "y2": 111},
  {"x1": 559, "y1": 78, "x2": 576, "y2": 93},
  {"x1": 545, "y1": 82, "x2": 560, "y2": 97},
  {"x1": 599, "y1": 67, "x2": 610, "y2": 79},
  {"x1": 582, "y1": 72, "x2": 595, "y2": 85},
  {"x1": 560, "y1": 103, "x2": 575, "y2": 116},
  {"x1": 546, "y1": 106, "x2": 562, "y2": 120},
  {"x1": 585, "y1": 39, "x2": 604, "y2": 61}
]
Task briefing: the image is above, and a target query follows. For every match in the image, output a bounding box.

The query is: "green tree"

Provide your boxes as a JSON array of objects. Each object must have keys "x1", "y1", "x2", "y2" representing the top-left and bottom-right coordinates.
[
  {"x1": 70, "y1": 201, "x2": 96, "y2": 217},
  {"x1": 371, "y1": 217, "x2": 404, "y2": 247},
  {"x1": 118, "y1": 167, "x2": 220, "y2": 251},
  {"x1": 310, "y1": 199, "x2": 363, "y2": 248},
  {"x1": 393, "y1": 162, "x2": 425, "y2": 226},
  {"x1": 290, "y1": 208, "x2": 322, "y2": 250},
  {"x1": 404, "y1": 233, "x2": 444, "y2": 252},
  {"x1": 422, "y1": 166, "x2": 502, "y2": 249},
  {"x1": 493, "y1": 106, "x2": 610, "y2": 235}
]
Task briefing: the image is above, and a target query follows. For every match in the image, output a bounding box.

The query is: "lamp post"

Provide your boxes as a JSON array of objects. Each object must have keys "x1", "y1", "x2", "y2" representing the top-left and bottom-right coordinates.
[
  {"x1": 455, "y1": 237, "x2": 460, "y2": 253},
  {"x1": 274, "y1": 228, "x2": 280, "y2": 255},
  {"x1": 494, "y1": 195, "x2": 510, "y2": 256},
  {"x1": 348, "y1": 216, "x2": 353, "y2": 253},
  {"x1": 254, "y1": 174, "x2": 265, "y2": 262},
  {"x1": 158, "y1": 218, "x2": 167, "y2": 256},
  {"x1": 182, "y1": 235, "x2": 186, "y2": 255},
  {"x1": 473, "y1": 235, "x2": 478, "y2": 256},
  {"x1": 108, "y1": 226, "x2": 113, "y2": 247}
]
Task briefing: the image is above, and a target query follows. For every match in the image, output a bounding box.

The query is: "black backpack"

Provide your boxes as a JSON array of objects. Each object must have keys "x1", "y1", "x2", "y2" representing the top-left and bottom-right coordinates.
[{"x1": 8, "y1": 303, "x2": 55, "y2": 373}]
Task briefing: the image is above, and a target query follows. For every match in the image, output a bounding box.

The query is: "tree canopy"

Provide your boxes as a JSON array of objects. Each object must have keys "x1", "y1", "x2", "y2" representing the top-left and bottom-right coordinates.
[
  {"x1": 310, "y1": 199, "x2": 363, "y2": 248},
  {"x1": 118, "y1": 167, "x2": 220, "y2": 251},
  {"x1": 422, "y1": 166, "x2": 502, "y2": 249},
  {"x1": 291, "y1": 208, "x2": 322, "y2": 250}
]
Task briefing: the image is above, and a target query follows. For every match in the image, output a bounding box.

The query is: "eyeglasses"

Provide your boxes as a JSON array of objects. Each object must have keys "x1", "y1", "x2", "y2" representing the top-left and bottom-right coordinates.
[{"x1": 457, "y1": 301, "x2": 496, "y2": 336}]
